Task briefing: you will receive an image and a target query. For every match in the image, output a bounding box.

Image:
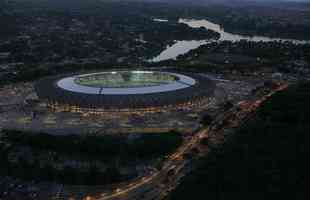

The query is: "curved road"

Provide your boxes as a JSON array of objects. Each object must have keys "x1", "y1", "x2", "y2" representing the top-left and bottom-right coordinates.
[{"x1": 94, "y1": 83, "x2": 289, "y2": 200}]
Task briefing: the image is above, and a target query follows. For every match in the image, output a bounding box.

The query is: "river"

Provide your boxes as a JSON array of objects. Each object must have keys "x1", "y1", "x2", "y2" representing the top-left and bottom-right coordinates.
[{"x1": 149, "y1": 18, "x2": 310, "y2": 62}]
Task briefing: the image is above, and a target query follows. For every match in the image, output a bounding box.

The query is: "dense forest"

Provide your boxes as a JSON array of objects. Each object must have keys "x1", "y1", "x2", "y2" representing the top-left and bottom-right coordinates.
[
  {"x1": 168, "y1": 82, "x2": 310, "y2": 200},
  {"x1": 1, "y1": 130, "x2": 183, "y2": 161},
  {"x1": 0, "y1": 130, "x2": 183, "y2": 185}
]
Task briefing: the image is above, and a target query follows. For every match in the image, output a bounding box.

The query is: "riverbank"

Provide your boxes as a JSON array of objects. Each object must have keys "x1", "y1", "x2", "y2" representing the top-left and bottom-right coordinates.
[{"x1": 150, "y1": 18, "x2": 310, "y2": 62}]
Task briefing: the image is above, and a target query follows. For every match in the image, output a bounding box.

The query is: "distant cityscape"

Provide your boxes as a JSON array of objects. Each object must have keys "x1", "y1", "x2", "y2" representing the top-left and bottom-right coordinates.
[{"x1": 0, "y1": 1, "x2": 309, "y2": 200}]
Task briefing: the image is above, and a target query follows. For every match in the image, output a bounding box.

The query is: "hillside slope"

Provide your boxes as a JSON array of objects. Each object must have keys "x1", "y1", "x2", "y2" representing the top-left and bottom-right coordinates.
[{"x1": 168, "y1": 82, "x2": 310, "y2": 200}]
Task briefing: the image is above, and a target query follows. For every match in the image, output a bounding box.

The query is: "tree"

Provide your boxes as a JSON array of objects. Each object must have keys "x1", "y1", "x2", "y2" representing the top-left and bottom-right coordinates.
[{"x1": 200, "y1": 113, "x2": 213, "y2": 125}]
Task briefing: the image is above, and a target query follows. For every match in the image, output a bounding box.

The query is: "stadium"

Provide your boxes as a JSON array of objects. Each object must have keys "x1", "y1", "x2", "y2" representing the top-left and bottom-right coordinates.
[{"x1": 35, "y1": 70, "x2": 215, "y2": 113}]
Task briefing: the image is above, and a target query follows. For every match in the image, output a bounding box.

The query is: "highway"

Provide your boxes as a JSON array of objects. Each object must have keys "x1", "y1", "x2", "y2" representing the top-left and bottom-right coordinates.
[{"x1": 57, "y1": 83, "x2": 289, "y2": 200}]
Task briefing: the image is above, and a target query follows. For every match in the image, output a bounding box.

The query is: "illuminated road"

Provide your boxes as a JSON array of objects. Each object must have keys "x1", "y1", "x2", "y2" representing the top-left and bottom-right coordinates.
[
  {"x1": 68, "y1": 83, "x2": 289, "y2": 200},
  {"x1": 92, "y1": 83, "x2": 289, "y2": 200}
]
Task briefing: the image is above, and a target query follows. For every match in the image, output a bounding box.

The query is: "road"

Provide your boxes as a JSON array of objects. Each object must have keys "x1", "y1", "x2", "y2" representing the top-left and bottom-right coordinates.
[
  {"x1": 48, "y1": 83, "x2": 288, "y2": 200},
  {"x1": 95, "y1": 83, "x2": 289, "y2": 200}
]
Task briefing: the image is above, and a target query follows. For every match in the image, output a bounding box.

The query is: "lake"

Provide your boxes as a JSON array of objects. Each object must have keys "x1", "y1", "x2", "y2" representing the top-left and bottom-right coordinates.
[{"x1": 149, "y1": 18, "x2": 309, "y2": 62}]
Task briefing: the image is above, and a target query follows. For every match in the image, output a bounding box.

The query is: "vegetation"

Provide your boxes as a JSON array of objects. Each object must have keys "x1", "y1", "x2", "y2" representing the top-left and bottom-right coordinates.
[
  {"x1": 0, "y1": 1, "x2": 219, "y2": 65},
  {"x1": 0, "y1": 130, "x2": 183, "y2": 185},
  {"x1": 0, "y1": 158, "x2": 122, "y2": 185},
  {"x1": 154, "y1": 41, "x2": 310, "y2": 74},
  {"x1": 200, "y1": 113, "x2": 213, "y2": 126},
  {"x1": 177, "y1": 3, "x2": 310, "y2": 40},
  {"x1": 2, "y1": 129, "x2": 183, "y2": 160},
  {"x1": 75, "y1": 71, "x2": 177, "y2": 88},
  {"x1": 168, "y1": 82, "x2": 310, "y2": 200}
]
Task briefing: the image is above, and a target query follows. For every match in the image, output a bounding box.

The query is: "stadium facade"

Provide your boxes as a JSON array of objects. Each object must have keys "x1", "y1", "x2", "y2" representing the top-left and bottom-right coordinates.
[{"x1": 35, "y1": 70, "x2": 215, "y2": 113}]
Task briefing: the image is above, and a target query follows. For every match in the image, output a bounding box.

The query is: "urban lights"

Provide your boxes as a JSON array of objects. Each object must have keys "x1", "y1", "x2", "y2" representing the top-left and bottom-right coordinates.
[{"x1": 35, "y1": 70, "x2": 215, "y2": 114}]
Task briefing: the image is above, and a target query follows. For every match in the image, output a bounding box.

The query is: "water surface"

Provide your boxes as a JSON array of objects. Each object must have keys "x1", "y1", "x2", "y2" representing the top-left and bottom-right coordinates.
[{"x1": 150, "y1": 18, "x2": 309, "y2": 62}]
